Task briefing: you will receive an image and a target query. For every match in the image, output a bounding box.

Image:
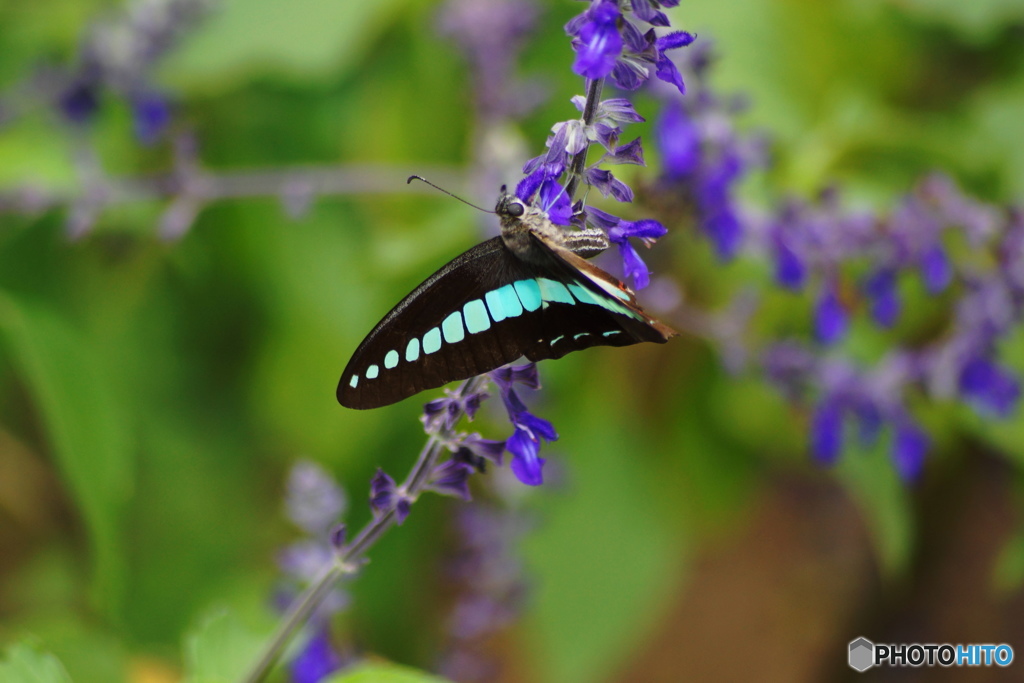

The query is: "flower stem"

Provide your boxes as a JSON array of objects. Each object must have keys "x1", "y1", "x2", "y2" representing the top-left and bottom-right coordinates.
[
  {"x1": 565, "y1": 77, "x2": 604, "y2": 202},
  {"x1": 241, "y1": 374, "x2": 490, "y2": 683}
]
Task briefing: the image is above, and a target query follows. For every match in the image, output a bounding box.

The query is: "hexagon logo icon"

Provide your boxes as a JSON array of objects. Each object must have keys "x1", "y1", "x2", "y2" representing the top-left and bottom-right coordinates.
[{"x1": 849, "y1": 637, "x2": 875, "y2": 672}]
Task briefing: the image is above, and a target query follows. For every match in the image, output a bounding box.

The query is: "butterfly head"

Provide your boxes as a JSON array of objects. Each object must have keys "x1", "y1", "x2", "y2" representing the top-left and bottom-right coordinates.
[{"x1": 495, "y1": 186, "x2": 526, "y2": 219}]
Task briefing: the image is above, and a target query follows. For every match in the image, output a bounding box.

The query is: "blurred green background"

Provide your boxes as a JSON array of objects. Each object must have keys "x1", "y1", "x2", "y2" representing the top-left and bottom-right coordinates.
[{"x1": 2, "y1": 0, "x2": 1024, "y2": 681}]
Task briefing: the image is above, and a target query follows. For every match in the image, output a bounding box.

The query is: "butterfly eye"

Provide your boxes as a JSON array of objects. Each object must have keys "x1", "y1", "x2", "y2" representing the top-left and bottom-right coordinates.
[{"x1": 507, "y1": 202, "x2": 525, "y2": 217}]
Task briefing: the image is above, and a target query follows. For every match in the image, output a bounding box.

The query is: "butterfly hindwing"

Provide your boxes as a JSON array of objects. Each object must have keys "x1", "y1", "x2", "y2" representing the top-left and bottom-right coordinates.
[{"x1": 337, "y1": 232, "x2": 677, "y2": 409}]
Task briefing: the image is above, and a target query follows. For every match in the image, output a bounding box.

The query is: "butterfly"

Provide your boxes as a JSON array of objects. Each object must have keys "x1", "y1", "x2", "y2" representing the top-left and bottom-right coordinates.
[{"x1": 337, "y1": 186, "x2": 678, "y2": 409}]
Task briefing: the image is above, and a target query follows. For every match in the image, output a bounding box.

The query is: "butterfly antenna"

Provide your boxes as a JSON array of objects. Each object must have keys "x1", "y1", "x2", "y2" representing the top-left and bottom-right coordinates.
[{"x1": 407, "y1": 175, "x2": 495, "y2": 214}]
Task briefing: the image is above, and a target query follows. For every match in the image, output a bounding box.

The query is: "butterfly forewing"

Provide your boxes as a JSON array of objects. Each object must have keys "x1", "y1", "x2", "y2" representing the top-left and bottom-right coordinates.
[{"x1": 337, "y1": 233, "x2": 676, "y2": 409}]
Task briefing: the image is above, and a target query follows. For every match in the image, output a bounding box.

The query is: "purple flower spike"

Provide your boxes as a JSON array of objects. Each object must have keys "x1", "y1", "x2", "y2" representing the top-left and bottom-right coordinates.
[
  {"x1": 290, "y1": 630, "x2": 344, "y2": 683},
  {"x1": 814, "y1": 286, "x2": 848, "y2": 345},
  {"x1": 959, "y1": 356, "x2": 1021, "y2": 418},
  {"x1": 811, "y1": 399, "x2": 843, "y2": 464},
  {"x1": 864, "y1": 269, "x2": 900, "y2": 328},
  {"x1": 572, "y1": 0, "x2": 623, "y2": 80},
  {"x1": 920, "y1": 243, "x2": 952, "y2": 294},
  {"x1": 506, "y1": 427, "x2": 548, "y2": 486},
  {"x1": 892, "y1": 420, "x2": 928, "y2": 482}
]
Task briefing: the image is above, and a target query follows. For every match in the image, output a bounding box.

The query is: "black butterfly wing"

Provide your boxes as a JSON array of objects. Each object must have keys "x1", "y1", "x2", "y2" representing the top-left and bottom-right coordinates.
[
  {"x1": 337, "y1": 234, "x2": 677, "y2": 409},
  {"x1": 338, "y1": 237, "x2": 544, "y2": 409}
]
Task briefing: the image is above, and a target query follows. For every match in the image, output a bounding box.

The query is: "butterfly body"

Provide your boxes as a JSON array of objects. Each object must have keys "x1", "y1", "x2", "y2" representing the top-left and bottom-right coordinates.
[{"x1": 337, "y1": 189, "x2": 677, "y2": 409}]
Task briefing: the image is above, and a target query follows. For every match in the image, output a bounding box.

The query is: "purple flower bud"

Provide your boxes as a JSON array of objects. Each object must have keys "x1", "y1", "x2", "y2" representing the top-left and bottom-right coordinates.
[
  {"x1": 920, "y1": 243, "x2": 952, "y2": 294},
  {"x1": 422, "y1": 389, "x2": 488, "y2": 433},
  {"x1": 571, "y1": 0, "x2": 623, "y2": 79},
  {"x1": 814, "y1": 286, "x2": 848, "y2": 345},
  {"x1": 958, "y1": 356, "x2": 1021, "y2": 418},
  {"x1": 892, "y1": 419, "x2": 927, "y2": 482},
  {"x1": 596, "y1": 98, "x2": 646, "y2": 124},
  {"x1": 811, "y1": 399, "x2": 843, "y2": 464},
  {"x1": 490, "y1": 363, "x2": 540, "y2": 391},
  {"x1": 369, "y1": 469, "x2": 397, "y2": 516},
  {"x1": 603, "y1": 137, "x2": 646, "y2": 166},
  {"x1": 631, "y1": 0, "x2": 669, "y2": 27},
  {"x1": 462, "y1": 433, "x2": 507, "y2": 466},
  {"x1": 329, "y1": 524, "x2": 347, "y2": 551},
  {"x1": 429, "y1": 460, "x2": 474, "y2": 501},
  {"x1": 864, "y1": 269, "x2": 900, "y2": 328},
  {"x1": 585, "y1": 168, "x2": 634, "y2": 202}
]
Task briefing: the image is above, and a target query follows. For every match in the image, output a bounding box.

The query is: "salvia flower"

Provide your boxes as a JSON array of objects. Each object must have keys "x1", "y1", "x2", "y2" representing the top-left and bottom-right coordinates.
[
  {"x1": 489, "y1": 364, "x2": 558, "y2": 486},
  {"x1": 567, "y1": 0, "x2": 695, "y2": 92},
  {"x1": 369, "y1": 469, "x2": 411, "y2": 524},
  {"x1": 606, "y1": 216, "x2": 669, "y2": 290}
]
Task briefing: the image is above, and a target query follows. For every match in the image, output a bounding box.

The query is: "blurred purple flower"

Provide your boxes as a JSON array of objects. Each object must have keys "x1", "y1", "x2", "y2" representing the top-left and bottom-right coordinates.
[
  {"x1": 864, "y1": 269, "x2": 900, "y2": 328},
  {"x1": 811, "y1": 398, "x2": 843, "y2": 464},
  {"x1": 132, "y1": 91, "x2": 171, "y2": 144},
  {"x1": 892, "y1": 419, "x2": 928, "y2": 482},
  {"x1": 959, "y1": 356, "x2": 1021, "y2": 418},
  {"x1": 920, "y1": 244, "x2": 952, "y2": 294},
  {"x1": 814, "y1": 286, "x2": 848, "y2": 345},
  {"x1": 285, "y1": 460, "x2": 348, "y2": 537},
  {"x1": 290, "y1": 630, "x2": 345, "y2": 683}
]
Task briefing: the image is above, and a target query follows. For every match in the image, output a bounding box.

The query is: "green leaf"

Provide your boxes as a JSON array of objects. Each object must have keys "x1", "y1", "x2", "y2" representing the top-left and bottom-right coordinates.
[
  {"x1": 327, "y1": 663, "x2": 453, "y2": 683},
  {"x1": 0, "y1": 293, "x2": 132, "y2": 615},
  {"x1": 183, "y1": 609, "x2": 265, "y2": 683},
  {"x1": 0, "y1": 642, "x2": 73, "y2": 683},
  {"x1": 161, "y1": 0, "x2": 412, "y2": 90}
]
